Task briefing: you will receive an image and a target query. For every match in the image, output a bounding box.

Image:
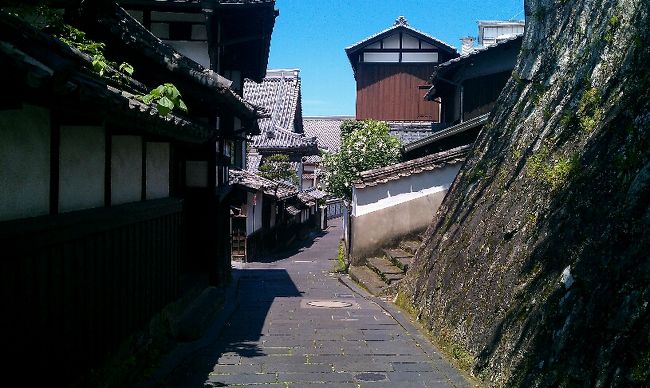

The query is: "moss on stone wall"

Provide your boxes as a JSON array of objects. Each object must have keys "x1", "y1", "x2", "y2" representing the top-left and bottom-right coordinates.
[{"x1": 401, "y1": 0, "x2": 650, "y2": 385}]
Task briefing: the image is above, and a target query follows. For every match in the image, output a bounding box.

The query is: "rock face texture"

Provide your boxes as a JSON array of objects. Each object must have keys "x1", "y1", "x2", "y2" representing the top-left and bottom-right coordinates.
[{"x1": 401, "y1": 0, "x2": 650, "y2": 386}]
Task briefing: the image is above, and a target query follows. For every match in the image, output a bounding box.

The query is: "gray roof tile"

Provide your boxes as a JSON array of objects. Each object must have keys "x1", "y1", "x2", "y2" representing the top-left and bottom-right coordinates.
[
  {"x1": 303, "y1": 116, "x2": 353, "y2": 153},
  {"x1": 355, "y1": 145, "x2": 471, "y2": 189}
]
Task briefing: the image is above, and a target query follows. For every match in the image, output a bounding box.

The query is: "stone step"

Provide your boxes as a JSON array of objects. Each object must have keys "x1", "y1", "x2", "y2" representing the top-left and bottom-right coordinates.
[
  {"x1": 367, "y1": 257, "x2": 404, "y2": 276},
  {"x1": 399, "y1": 240, "x2": 421, "y2": 255},
  {"x1": 383, "y1": 248, "x2": 414, "y2": 271},
  {"x1": 348, "y1": 265, "x2": 386, "y2": 296},
  {"x1": 392, "y1": 256, "x2": 414, "y2": 272},
  {"x1": 384, "y1": 273, "x2": 405, "y2": 284},
  {"x1": 383, "y1": 247, "x2": 413, "y2": 260}
]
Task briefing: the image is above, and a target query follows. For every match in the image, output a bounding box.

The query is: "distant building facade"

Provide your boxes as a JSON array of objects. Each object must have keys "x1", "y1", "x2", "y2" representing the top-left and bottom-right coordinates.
[{"x1": 345, "y1": 16, "x2": 459, "y2": 123}]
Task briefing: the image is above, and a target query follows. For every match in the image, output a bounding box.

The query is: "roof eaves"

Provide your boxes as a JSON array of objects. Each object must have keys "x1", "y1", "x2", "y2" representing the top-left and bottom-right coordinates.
[
  {"x1": 403, "y1": 114, "x2": 490, "y2": 153},
  {"x1": 74, "y1": 2, "x2": 261, "y2": 121},
  {"x1": 355, "y1": 145, "x2": 471, "y2": 188}
]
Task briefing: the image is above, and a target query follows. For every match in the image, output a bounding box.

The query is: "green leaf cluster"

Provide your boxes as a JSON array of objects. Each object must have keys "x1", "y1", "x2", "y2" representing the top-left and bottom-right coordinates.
[
  {"x1": 140, "y1": 83, "x2": 188, "y2": 117},
  {"x1": 258, "y1": 154, "x2": 299, "y2": 185},
  {"x1": 323, "y1": 120, "x2": 401, "y2": 200}
]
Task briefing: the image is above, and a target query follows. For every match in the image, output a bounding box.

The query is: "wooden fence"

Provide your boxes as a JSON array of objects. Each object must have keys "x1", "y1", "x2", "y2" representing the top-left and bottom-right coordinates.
[{"x1": 0, "y1": 198, "x2": 183, "y2": 384}]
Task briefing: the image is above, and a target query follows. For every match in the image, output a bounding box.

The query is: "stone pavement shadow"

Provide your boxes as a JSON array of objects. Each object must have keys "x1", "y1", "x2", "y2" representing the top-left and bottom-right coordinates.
[{"x1": 162, "y1": 268, "x2": 302, "y2": 387}]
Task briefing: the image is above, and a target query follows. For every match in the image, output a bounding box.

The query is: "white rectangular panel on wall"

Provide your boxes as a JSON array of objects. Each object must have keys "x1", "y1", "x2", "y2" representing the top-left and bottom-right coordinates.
[
  {"x1": 402, "y1": 52, "x2": 438, "y2": 63},
  {"x1": 146, "y1": 142, "x2": 170, "y2": 199},
  {"x1": 166, "y1": 41, "x2": 210, "y2": 68},
  {"x1": 111, "y1": 135, "x2": 142, "y2": 205},
  {"x1": 0, "y1": 105, "x2": 50, "y2": 221},
  {"x1": 382, "y1": 33, "x2": 400, "y2": 48},
  {"x1": 59, "y1": 125, "x2": 105, "y2": 213},
  {"x1": 151, "y1": 23, "x2": 170, "y2": 39},
  {"x1": 186, "y1": 160, "x2": 208, "y2": 187},
  {"x1": 363, "y1": 52, "x2": 400, "y2": 63},
  {"x1": 191, "y1": 24, "x2": 207, "y2": 40},
  {"x1": 402, "y1": 33, "x2": 420, "y2": 49},
  {"x1": 151, "y1": 11, "x2": 206, "y2": 23}
]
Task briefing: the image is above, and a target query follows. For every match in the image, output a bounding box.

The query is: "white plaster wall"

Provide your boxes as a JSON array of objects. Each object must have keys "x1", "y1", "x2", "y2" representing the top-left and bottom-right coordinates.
[
  {"x1": 353, "y1": 164, "x2": 461, "y2": 217},
  {"x1": 0, "y1": 105, "x2": 50, "y2": 221},
  {"x1": 166, "y1": 41, "x2": 210, "y2": 68},
  {"x1": 246, "y1": 191, "x2": 263, "y2": 235},
  {"x1": 146, "y1": 142, "x2": 170, "y2": 199},
  {"x1": 111, "y1": 135, "x2": 142, "y2": 205},
  {"x1": 349, "y1": 164, "x2": 462, "y2": 261},
  {"x1": 59, "y1": 125, "x2": 105, "y2": 213}
]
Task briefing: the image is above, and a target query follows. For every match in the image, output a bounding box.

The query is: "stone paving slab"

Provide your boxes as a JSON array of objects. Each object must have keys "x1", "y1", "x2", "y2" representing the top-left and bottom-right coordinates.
[{"x1": 162, "y1": 219, "x2": 471, "y2": 387}]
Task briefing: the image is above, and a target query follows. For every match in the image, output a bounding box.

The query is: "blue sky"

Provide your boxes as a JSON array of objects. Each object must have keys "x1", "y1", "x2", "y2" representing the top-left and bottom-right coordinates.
[{"x1": 267, "y1": 0, "x2": 525, "y2": 117}]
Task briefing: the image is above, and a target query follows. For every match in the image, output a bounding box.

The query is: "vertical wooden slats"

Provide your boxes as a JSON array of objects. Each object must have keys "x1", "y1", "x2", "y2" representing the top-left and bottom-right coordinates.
[
  {"x1": 356, "y1": 63, "x2": 439, "y2": 121},
  {"x1": 0, "y1": 202, "x2": 183, "y2": 383}
]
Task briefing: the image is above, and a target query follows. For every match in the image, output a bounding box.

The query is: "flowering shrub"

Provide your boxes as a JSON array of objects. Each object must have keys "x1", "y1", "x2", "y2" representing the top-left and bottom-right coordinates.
[{"x1": 323, "y1": 120, "x2": 401, "y2": 200}]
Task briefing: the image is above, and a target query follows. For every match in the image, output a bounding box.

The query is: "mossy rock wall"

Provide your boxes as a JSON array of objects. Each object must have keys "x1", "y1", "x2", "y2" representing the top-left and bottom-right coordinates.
[{"x1": 401, "y1": 0, "x2": 650, "y2": 386}]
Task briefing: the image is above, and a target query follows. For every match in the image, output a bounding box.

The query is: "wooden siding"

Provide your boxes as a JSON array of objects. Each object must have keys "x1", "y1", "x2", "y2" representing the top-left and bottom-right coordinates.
[
  {"x1": 0, "y1": 198, "x2": 183, "y2": 384},
  {"x1": 356, "y1": 63, "x2": 440, "y2": 121},
  {"x1": 462, "y1": 71, "x2": 512, "y2": 121}
]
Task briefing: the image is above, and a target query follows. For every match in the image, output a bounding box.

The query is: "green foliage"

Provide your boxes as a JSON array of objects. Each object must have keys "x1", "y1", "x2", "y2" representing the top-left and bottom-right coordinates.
[
  {"x1": 8, "y1": 5, "x2": 134, "y2": 80},
  {"x1": 604, "y1": 15, "x2": 621, "y2": 43},
  {"x1": 340, "y1": 119, "x2": 364, "y2": 138},
  {"x1": 333, "y1": 240, "x2": 348, "y2": 273},
  {"x1": 140, "y1": 83, "x2": 188, "y2": 117},
  {"x1": 258, "y1": 154, "x2": 298, "y2": 185},
  {"x1": 323, "y1": 120, "x2": 401, "y2": 200},
  {"x1": 577, "y1": 87, "x2": 603, "y2": 132},
  {"x1": 527, "y1": 145, "x2": 581, "y2": 190}
]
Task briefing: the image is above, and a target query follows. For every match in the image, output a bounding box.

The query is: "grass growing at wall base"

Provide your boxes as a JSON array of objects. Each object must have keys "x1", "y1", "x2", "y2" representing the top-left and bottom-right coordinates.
[
  {"x1": 332, "y1": 240, "x2": 349, "y2": 273},
  {"x1": 394, "y1": 292, "x2": 478, "y2": 380}
]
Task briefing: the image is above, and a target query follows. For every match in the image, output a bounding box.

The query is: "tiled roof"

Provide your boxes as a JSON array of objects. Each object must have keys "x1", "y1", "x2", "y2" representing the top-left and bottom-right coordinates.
[
  {"x1": 244, "y1": 69, "x2": 302, "y2": 133},
  {"x1": 0, "y1": 11, "x2": 215, "y2": 144},
  {"x1": 245, "y1": 69, "x2": 319, "y2": 152},
  {"x1": 297, "y1": 192, "x2": 317, "y2": 207},
  {"x1": 304, "y1": 187, "x2": 327, "y2": 199},
  {"x1": 286, "y1": 205, "x2": 301, "y2": 216},
  {"x1": 387, "y1": 121, "x2": 445, "y2": 146},
  {"x1": 403, "y1": 114, "x2": 490, "y2": 153},
  {"x1": 229, "y1": 169, "x2": 298, "y2": 200},
  {"x1": 345, "y1": 16, "x2": 457, "y2": 56},
  {"x1": 251, "y1": 127, "x2": 318, "y2": 151},
  {"x1": 246, "y1": 152, "x2": 263, "y2": 172},
  {"x1": 302, "y1": 155, "x2": 322, "y2": 164},
  {"x1": 303, "y1": 116, "x2": 353, "y2": 153},
  {"x1": 354, "y1": 145, "x2": 471, "y2": 189},
  {"x1": 75, "y1": 3, "x2": 265, "y2": 121},
  {"x1": 432, "y1": 34, "x2": 523, "y2": 73}
]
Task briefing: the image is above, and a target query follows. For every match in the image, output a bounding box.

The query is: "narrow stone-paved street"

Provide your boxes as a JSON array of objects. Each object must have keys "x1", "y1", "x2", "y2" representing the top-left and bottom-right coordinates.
[{"x1": 164, "y1": 219, "x2": 470, "y2": 387}]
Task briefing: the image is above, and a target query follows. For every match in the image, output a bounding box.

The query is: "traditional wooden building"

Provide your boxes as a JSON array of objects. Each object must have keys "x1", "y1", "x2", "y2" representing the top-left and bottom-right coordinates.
[
  {"x1": 0, "y1": 1, "x2": 273, "y2": 383},
  {"x1": 228, "y1": 169, "x2": 322, "y2": 261},
  {"x1": 403, "y1": 34, "x2": 523, "y2": 160},
  {"x1": 244, "y1": 69, "x2": 319, "y2": 178},
  {"x1": 345, "y1": 16, "x2": 458, "y2": 122}
]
